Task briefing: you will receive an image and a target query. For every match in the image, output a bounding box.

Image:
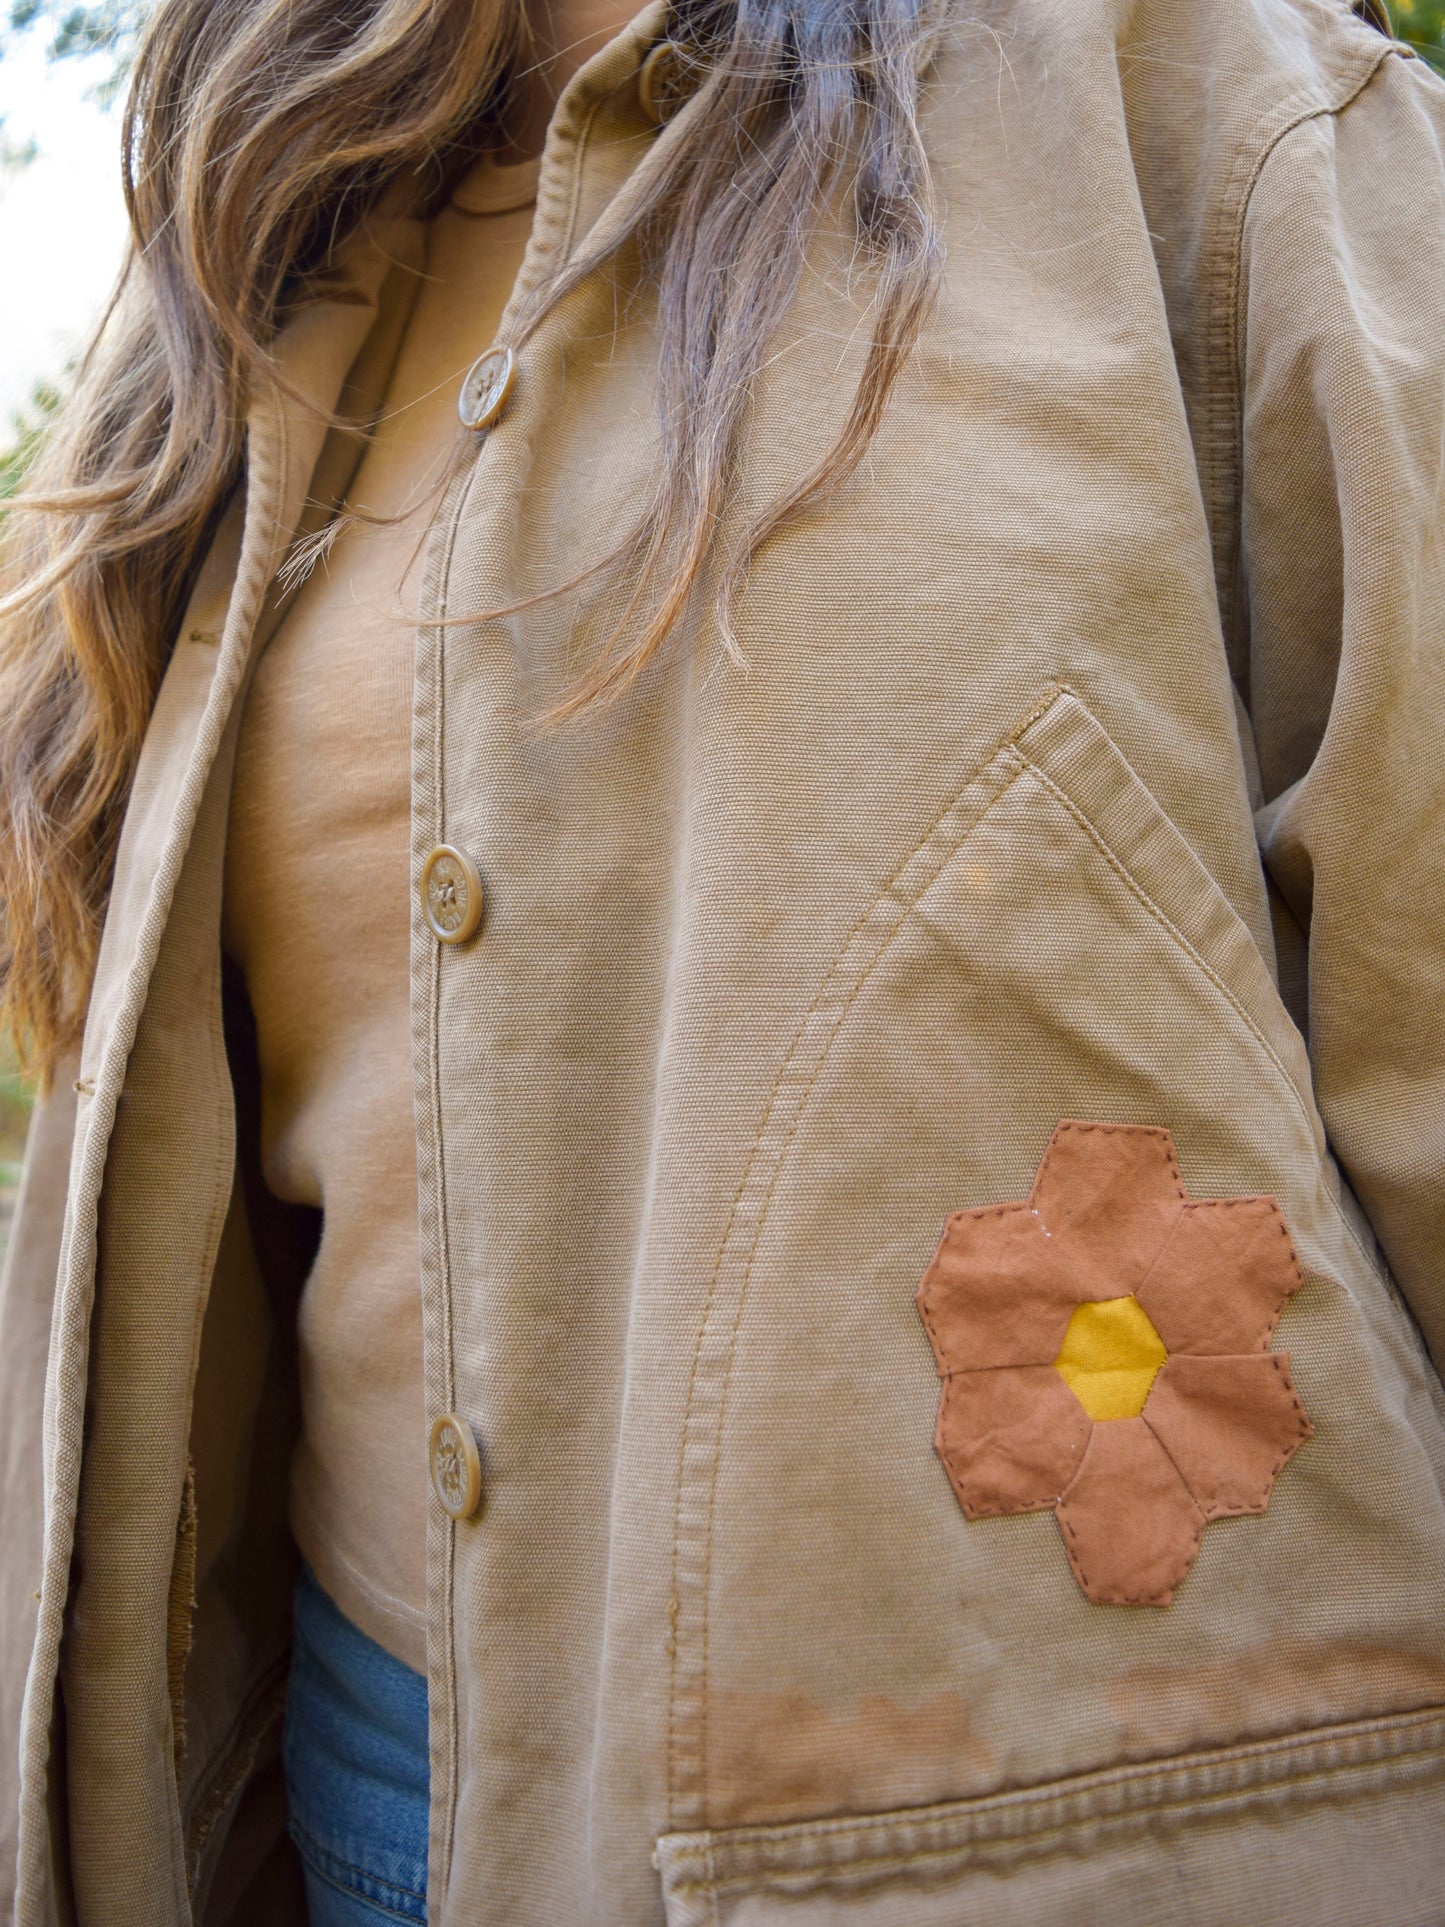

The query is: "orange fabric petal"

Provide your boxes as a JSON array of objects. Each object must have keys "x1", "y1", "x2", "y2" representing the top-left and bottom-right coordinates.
[
  {"x1": 1134, "y1": 1197, "x2": 1303, "y2": 1354},
  {"x1": 1143, "y1": 1352, "x2": 1312, "y2": 1518},
  {"x1": 917, "y1": 1205, "x2": 1081, "y2": 1370},
  {"x1": 1028, "y1": 1122, "x2": 1186, "y2": 1299},
  {"x1": 934, "y1": 1367, "x2": 1093, "y2": 1518},
  {"x1": 1055, "y1": 1418, "x2": 1206, "y2": 1606}
]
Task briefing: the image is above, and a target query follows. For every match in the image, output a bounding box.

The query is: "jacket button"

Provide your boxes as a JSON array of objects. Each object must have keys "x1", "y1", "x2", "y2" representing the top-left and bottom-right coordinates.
[
  {"x1": 421, "y1": 844, "x2": 485, "y2": 944},
  {"x1": 637, "y1": 40, "x2": 696, "y2": 125},
  {"x1": 458, "y1": 344, "x2": 515, "y2": 430},
  {"x1": 429, "y1": 1412, "x2": 483, "y2": 1521}
]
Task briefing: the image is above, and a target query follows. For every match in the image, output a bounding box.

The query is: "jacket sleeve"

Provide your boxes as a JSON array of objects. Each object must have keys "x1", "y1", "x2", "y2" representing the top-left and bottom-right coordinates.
[
  {"x1": 1240, "y1": 46, "x2": 1445, "y2": 1367},
  {"x1": 0, "y1": 1070, "x2": 76, "y2": 1919}
]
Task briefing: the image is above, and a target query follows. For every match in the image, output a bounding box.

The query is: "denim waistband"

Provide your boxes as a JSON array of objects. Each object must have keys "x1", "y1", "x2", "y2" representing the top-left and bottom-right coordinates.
[{"x1": 283, "y1": 1566, "x2": 431, "y2": 1924}]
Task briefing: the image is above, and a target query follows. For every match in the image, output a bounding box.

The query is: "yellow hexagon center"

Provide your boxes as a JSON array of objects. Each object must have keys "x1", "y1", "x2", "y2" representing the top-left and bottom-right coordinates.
[{"x1": 1054, "y1": 1295, "x2": 1168, "y2": 1422}]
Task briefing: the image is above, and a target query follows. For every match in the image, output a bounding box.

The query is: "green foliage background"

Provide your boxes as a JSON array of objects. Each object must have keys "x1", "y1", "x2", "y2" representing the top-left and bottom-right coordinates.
[
  {"x1": 0, "y1": 1059, "x2": 29, "y2": 1259},
  {"x1": 1390, "y1": 0, "x2": 1445, "y2": 66}
]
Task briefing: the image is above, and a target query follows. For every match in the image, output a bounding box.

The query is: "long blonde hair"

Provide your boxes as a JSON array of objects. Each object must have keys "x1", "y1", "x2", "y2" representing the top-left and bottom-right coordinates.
[{"x1": 0, "y1": 0, "x2": 941, "y2": 1082}]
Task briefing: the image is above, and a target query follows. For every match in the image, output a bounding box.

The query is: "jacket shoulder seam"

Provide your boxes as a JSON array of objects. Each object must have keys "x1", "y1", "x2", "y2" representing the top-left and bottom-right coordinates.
[{"x1": 1197, "y1": 36, "x2": 1401, "y2": 674}]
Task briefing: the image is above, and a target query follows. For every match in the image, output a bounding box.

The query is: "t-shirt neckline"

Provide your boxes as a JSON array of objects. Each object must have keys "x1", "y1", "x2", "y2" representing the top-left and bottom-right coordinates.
[{"x1": 448, "y1": 151, "x2": 544, "y2": 217}]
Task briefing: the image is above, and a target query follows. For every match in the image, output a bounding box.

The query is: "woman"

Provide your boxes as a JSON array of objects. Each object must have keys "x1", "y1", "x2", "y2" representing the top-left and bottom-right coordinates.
[{"x1": 2, "y1": 0, "x2": 1444, "y2": 1916}]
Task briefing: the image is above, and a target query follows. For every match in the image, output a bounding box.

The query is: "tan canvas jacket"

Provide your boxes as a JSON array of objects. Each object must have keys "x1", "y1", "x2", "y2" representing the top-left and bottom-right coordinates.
[{"x1": 4, "y1": 0, "x2": 1445, "y2": 1919}]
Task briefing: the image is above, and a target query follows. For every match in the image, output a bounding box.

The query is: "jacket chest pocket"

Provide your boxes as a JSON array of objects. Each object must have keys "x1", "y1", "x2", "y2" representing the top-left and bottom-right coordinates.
[{"x1": 657, "y1": 686, "x2": 1445, "y2": 1921}]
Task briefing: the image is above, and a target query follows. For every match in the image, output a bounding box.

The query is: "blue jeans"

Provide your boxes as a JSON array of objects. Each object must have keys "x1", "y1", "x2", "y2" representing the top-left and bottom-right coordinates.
[{"x1": 283, "y1": 1568, "x2": 431, "y2": 1926}]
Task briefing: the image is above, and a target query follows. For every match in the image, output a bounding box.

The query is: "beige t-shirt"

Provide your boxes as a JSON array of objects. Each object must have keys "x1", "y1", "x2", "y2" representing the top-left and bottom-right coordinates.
[{"x1": 222, "y1": 153, "x2": 540, "y2": 1671}]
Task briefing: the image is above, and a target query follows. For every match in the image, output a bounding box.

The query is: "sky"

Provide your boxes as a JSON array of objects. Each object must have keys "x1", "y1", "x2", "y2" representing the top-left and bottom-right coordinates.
[{"x1": 0, "y1": 30, "x2": 129, "y2": 437}]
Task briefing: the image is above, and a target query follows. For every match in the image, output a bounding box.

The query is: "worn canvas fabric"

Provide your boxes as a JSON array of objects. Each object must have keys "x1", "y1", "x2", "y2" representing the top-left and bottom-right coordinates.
[{"x1": 4, "y1": 0, "x2": 1445, "y2": 1921}]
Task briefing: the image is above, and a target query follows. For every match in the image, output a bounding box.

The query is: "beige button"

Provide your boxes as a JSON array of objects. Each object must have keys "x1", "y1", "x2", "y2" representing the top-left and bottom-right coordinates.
[
  {"x1": 638, "y1": 39, "x2": 697, "y2": 126},
  {"x1": 458, "y1": 344, "x2": 516, "y2": 431},
  {"x1": 429, "y1": 1412, "x2": 483, "y2": 1521},
  {"x1": 421, "y1": 844, "x2": 485, "y2": 945}
]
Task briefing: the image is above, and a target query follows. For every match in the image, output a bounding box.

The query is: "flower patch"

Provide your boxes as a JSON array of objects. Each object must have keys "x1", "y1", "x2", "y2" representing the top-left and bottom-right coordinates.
[{"x1": 916, "y1": 1121, "x2": 1312, "y2": 1605}]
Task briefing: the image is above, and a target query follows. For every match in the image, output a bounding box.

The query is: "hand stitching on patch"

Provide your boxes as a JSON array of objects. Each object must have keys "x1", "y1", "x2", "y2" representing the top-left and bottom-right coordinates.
[{"x1": 916, "y1": 1120, "x2": 1313, "y2": 1606}]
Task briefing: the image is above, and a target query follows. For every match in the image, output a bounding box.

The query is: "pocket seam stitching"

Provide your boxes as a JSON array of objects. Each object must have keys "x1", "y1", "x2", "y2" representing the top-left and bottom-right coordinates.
[
  {"x1": 664, "y1": 692, "x2": 1062, "y2": 1830},
  {"x1": 664, "y1": 1705, "x2": 1445, "y2": 1899},
  {"x1": 1017, "y1": 752, "x2": 1307, "y2": 1120},
  {"x1": 1015, "y1": 747, "x2": 1390, "y2": 1307}
]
